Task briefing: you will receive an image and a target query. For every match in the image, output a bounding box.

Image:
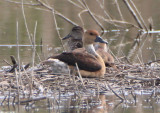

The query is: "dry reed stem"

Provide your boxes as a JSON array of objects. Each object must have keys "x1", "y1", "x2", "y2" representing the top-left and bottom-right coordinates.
[
  {"x1": 5, "y1": 0, "x2": 78, "y2": 26},
  {"x1": 96, "y1": 15, "x2": 140, "y2": 29},
  {"x1": 123, "y1": 0, "x2": 144, "y2": 29},
  {"x1": 3, "y1": 59, "x2": 12, "y2": 66},
  {"x1": 6, "y1": 0, "x2": 143, "y2": 30},
  {"x1": 16, "y1": 21, "x2": 21, "y2": 104},
  {"x1": 114, "y1": 0, "x2": 125, "y2": 22},
  {"x1": 1, "y1": 96, "x2": 7, "y2": 105},
  {"x1": 130, "y1": 0, "x2": 148, "y2": 30},
  {"x1": 21, "y1": 0, "x2": 32, "y2": 45},
  {"x1": 51, "y1": 6, "x2": 66, "y2": 51},
  {"x1": 21, "y1": 0, "x2": 32, "y2": 96},
  {"x1": 107, "y1": 83, "x2": 124, "y2": 102},
  {"x1": 96, "y1": 0, "x2": 112, "y2": 19},
  {"x1": 67, "y1": 0, "x2": 84, "y2": 9},
  {"x1": 36, "y1": 0, "x2": 66, "y2": 51},
  {"x1": 78, "y1": 9, "x2": 88, "y2": 28},
  {"x1": 15, "y1": 97, "x2": 47, "y2": 104},
  {"x1": 33, "y1": 21, "x2": 41, "y2": 62},
  {"x1": 81, "y1": 0, "x2": 105, "y2": 33},
  {"x1": 75, "y1": 63, "x2": 85, "y2": 87},
  {"x1": 16, "y1": 21, "x2": 20, "y2": 74},
  {"x1": 125, "y1": 73, "x2": 158, "y2": 82},
  {"x1": 77, "y1": 0, "x2": 86, "y2": 9},
  {"x1": 15, "y1": 69, "x2": 20, "y2": 104},
  {"x1": 36, "y1": 0, "x2": 78, "y2": 26},
  {"x1": 131, "y1": 88, "x2": 136, "y2": 103},
  {"x1": 96, "y1": 0, "x2": 123, "y2": 29},
  {"x1": 30, "y1": 21, "x2": 38, "y2": 96},
  {"x1": 121, "y1": 87, "x2": 127, "y2": 103}
]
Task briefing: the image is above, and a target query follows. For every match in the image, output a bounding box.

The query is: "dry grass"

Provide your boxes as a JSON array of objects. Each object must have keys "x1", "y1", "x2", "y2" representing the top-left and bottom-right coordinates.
[{"x1": 0, "y1": 59, "x2": 160, "y2": 106}]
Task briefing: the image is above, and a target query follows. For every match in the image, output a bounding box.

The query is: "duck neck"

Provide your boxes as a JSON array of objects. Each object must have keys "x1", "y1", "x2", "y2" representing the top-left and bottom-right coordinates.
[{"x1": 84, "y1": 44, "x2": 98, "y2": 57}]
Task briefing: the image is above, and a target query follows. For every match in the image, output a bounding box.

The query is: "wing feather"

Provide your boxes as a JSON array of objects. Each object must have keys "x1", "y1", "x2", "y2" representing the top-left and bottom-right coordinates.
[{"x1": 49, "y1": 50, "x2": 101, "y2": 72}]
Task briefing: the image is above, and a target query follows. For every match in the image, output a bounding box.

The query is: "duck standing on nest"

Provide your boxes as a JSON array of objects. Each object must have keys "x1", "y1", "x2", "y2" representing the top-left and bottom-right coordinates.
[
  {"x1": 63, "y1": 26, "x2": 117, "y2": 69},
  {"x1": 48, "y1": 30, "x2": 107, "y2": 78}
]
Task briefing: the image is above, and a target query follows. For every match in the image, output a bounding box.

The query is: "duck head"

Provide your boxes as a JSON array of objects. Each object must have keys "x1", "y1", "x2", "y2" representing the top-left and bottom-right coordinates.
[
  {"x1": 62, "y1": 26, "x2": 84, "y2": 40},
  {"x1": 83, "y1": 30, "x2": 108, "y2": 45}
]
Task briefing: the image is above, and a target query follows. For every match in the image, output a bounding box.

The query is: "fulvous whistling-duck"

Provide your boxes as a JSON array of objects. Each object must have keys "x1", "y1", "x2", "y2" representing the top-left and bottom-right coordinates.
[
  {"x1": 48, "y1": 30, "x2": 107, "y2": 78},
  {"x1": 62, "y1": 26, "x2": 116, "y2": 69},
  {"x1": 63, "y1": 26, "x2": 84, "y2": 51},
  {"x1": 95, "y1": 43, "x2": 117, "y2": 69}
]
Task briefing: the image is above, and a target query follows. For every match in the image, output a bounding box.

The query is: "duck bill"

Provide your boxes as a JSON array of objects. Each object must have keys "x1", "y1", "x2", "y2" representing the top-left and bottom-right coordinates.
[
  {"x1": 62, "y1": 33, "x2": 71, "y2": 40},
  {"x1": 95, "y1": 36, "x2": 108, "y2": 44}
]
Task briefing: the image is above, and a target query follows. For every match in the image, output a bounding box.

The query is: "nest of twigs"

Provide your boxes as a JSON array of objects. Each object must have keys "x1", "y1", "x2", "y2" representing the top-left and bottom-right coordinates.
[{"x1": 0, "y1": 56, "x2": 160, "y2": 105}]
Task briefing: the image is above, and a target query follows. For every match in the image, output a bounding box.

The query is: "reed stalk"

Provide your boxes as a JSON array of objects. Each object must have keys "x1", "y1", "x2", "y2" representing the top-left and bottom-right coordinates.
[
  {"x1": 114, "y1": 0, "x2": 125, "y2": 21},
  {"x1": 75, "y1": 63, "x2": 85, "y2": 87},
  {"x1": 51, "y1": 5, "x2": 66, "y2": 51},
  {"x1": 107, "y1": 83, "x2": 124, "y2": 102},
  {"x1": 130, "y1": 0, "x2": 148, "y2": 30},
  {"x1": 81, "y1": 0, "x2": 105, "y2": 33},
  {"x1": 123, "y1": 0, "x2": 144, "y2": 29},
  {"x1": 16, "y1": 21, "x2": 20, "y2": 105}
]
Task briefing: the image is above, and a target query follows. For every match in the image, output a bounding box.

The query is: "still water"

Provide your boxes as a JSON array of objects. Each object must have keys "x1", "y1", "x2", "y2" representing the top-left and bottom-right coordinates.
[
  {"x1": 1, "y1": 92, "x2": 160, "y2": 113},
  {"x1": 0, "y1": 0, "x2": 160, "y2": 113}
]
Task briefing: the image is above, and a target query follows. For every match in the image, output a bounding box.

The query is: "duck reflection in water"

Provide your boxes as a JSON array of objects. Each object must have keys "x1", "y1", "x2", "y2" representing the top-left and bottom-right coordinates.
[{"x1": 67, "y1": 95, "x2": 114, "y2": 113}]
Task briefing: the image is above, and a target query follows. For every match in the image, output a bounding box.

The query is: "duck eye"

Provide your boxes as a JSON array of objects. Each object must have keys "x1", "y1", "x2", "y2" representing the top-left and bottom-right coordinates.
[{"x1": 90, "y1": 33, "x2": 94, "y2": 35}]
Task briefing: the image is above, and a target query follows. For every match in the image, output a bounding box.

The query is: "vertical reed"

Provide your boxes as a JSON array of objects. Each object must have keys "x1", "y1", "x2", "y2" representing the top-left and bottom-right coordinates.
[
  {"x1": 123, "y1": 0, "x2": 147, "y2": 30},
  {"x1": 16, "y1": 21, "x2": 20, "y2": 104}
]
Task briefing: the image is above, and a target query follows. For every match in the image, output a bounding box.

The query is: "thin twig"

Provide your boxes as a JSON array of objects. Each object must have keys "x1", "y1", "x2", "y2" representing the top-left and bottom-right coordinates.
[
  {"x1": 122, "y1": 0, "x2": 144, "y2": 29},
  {"x1": 96, "y1": 0, "x2": 112, "y2": 19},
  {"x1": 96, "y1": 15, "x2": 140, "y2": 29},
  {"x1": 145, "y1": 59, "x2": 160, "y2": 65},
  {"x1": 16, "y1": 22, "x2": 20, "y2": 105},
  {"x1": 15, "y1": 69, "x2": 20, "y2": 105},
  {"x1": 15, "y1": 97, "x2": 47, "y2": 104},
  {"x1": 107, "y1": 83, "x2": 124, "y2": 102},
  {"x1": 75, "y1": 63, "x2": 85, "y2": 87},
  {"x1": 1, "y1": 96, "x2": 7, "y2": 105},
  {"x1": 51, "y1": 5, "x2": 66, "y2": 51},
  {"x1": 78, "y1": 9, "x2": 88, "y2": 28},
  {"x1": 36, "y1": 0, "x2": 78, "y2": 26},
  {"x1": 131, "y1": 90, "x2": 136, "y2": 104},
  {"x1": 130, "y1": 0, "x2": 148, "y2": 30},
  {"x1": 5, "y1": 0, "x2": 40, "y2": 6},
  {"x1": 95, "y1": 0, "x2": 122, "y2": 29},
  {"x1": 81, "y1": 0, "x2": 105, "y2": 33},
  {"x1": 21, "y1": 0, "x2": 32, "y2": 45},
  {"x1": 35, "y1": 0, "x2": 66, "y2": 51},
  {"x1": 125, "y1": 73, "x2": 158, "y2": 81},
  {"x1": 114, "y1": 0, "x2": 125, "y2": 21},
  {"x1": 67, "y1": 0, "x2": 84, "y2": 9},
  {"x1": 6, "y1": 0, "x2": 78, "y2": 26},
  {"x1": 3, "y1": 59, "x2": 12, "y2": 66}
]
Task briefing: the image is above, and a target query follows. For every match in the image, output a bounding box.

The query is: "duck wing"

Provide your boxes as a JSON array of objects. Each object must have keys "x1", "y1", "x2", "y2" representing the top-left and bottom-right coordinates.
[{"x1": 49, "y1": 51, "x2": 101, "y2": 72}]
